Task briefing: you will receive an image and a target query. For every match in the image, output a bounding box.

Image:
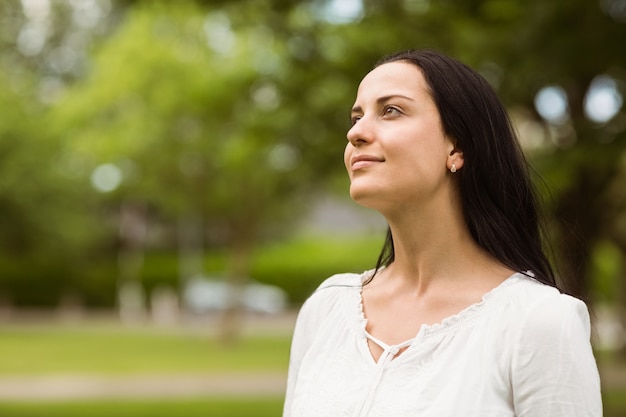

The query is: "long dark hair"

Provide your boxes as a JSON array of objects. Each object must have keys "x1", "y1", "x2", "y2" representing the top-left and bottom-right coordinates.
[{"x1": 370, "y1": 49, "x2": 557, "y2": 288}]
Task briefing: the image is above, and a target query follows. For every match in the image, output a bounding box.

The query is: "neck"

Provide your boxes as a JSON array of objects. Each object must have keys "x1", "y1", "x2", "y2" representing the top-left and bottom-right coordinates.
[{"x1": 380, "y1": 199, "x2": 511, "y2": 296}]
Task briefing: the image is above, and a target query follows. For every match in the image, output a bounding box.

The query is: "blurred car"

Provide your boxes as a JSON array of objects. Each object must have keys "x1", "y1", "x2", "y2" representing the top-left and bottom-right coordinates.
[{"x1": 182, "y1": 275, "x2": 288, "y2": 315}]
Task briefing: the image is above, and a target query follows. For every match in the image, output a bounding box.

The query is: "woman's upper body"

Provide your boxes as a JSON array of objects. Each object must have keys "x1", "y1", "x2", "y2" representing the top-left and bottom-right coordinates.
[
  {"x1": 284, "y1": 49, "x2": 602, "y2": 416},
  {"x1": 283, "y1": 270, "x2": 602, "y2": 417}
]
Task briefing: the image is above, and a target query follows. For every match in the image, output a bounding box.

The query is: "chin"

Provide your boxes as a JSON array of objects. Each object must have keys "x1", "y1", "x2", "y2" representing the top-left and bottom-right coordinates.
[{"x1": 349, "y1": 186, "x2": 384, "y2": 210}]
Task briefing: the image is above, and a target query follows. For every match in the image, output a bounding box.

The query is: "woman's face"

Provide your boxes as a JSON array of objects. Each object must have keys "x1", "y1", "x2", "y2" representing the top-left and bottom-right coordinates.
[{"x1": 344, "y1": 61, "x2": 462, "y2": 213}]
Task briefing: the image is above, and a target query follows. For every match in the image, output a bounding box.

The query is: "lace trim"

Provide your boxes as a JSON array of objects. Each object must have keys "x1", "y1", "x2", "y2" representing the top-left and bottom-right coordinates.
[
  {"x1": 354, "y1": 269, "x2": 523, "y2": 338},
  {"x1": 355, "y1": 269, "x2": 376, "y2": 335}
]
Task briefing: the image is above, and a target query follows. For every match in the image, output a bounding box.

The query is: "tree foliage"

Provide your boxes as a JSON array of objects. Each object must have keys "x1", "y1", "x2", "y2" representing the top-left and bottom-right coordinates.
[{"x1": 0, "y1": 0, "x2": 625, "y2": 318}]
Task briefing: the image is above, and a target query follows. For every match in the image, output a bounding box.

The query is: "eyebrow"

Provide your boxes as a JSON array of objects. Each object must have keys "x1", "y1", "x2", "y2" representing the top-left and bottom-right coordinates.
[{"x1": 350, "y1": 94, "x2": 415, "y2": 114}]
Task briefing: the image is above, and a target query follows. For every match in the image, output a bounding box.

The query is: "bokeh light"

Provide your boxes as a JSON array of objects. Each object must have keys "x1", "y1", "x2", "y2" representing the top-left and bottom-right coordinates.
[
  {"x1": 584, "y1": 75, "x2": 623, "y2": 124},
  {"x1": 534, "y1": 85, "x2": 569, "y2": 124}
]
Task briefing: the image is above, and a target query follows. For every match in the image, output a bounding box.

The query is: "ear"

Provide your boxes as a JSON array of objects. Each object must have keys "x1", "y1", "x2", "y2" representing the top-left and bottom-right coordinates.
[{"x1": 447, "y1": 146, "x2": 464, "y2": 171}]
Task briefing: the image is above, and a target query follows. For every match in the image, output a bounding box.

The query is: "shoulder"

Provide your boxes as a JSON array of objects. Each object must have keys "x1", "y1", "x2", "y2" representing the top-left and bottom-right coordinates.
[
  {"x1": 299, "y1": 271, "x2": 364, "y2": 315},
  {"x1": 313, "y1": 272, "x2": 364, "y2": 294},
  {"x1": 508, "y1": 276, "x2": 591, "y2": 345},
  {"x1": 289, "y1": 271, "x2": 365, "y2": 348},
  {"x1": 507, "y1": 277, "x2": 602, "y2": 415},
  {"x1": 294, "y1": 271, "x2": 365, "y2": 320}
]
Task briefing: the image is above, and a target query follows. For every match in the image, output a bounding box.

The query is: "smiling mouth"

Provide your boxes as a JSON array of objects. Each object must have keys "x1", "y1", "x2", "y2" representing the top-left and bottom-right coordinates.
[
  {"x1": 351, "y1": 155, "x2": 384, "y2": 171},
  {"x1": 352, "y1": 160, "x2": 381, "y2": 171}
]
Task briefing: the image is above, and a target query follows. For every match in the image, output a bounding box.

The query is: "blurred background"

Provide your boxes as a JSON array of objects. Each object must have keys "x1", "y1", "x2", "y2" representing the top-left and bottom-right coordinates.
[{"x1": 0, "y1": 0, "x2": 625, "y2": 415}]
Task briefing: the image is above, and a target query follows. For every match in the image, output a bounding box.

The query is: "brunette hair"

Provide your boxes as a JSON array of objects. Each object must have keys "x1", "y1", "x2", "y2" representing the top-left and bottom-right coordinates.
[{"x1": 371, "y1": 49, "x2": 557, "y2": 288}]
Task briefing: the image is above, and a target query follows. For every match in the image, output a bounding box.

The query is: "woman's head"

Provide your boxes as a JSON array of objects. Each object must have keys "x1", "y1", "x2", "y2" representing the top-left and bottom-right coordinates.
[
  {"x1": 367, "y1": 49, "x2": 556, "y2": 287},
  {"x1": 345, "y1": 60, "x2": 463, "y2": 211}
]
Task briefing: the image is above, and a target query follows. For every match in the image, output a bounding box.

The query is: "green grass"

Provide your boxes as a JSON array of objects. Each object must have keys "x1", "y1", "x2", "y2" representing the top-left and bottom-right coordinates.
[
  {"x1": 0, "y1": 322, "x2": 288, "y2": 416},
  {"x1": 604, "y1": 388, "x2": 626, "y2": 417},
  {"x1": 0, "y1": 324, "x2": 290, "y2": 375},
  {"x1": 0, "y1": 397, "x2": 283, "y2": 417},
  {"x1": 1, "y1": 394, "x2": 624, "y2": 417}
]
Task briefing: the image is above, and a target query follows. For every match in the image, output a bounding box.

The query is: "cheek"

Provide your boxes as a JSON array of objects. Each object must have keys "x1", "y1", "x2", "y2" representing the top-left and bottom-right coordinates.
[{"x1": 344, "y1": 144, "x2": 353, "y2": 172}]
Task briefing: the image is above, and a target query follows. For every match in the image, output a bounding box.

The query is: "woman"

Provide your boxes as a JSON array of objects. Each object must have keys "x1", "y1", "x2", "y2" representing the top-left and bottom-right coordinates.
[{"x1": 283, "y1": 49, "x2": 602, "y2": 416}]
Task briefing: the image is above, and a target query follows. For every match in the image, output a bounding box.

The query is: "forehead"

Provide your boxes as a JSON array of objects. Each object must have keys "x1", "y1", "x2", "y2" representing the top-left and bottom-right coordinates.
[{"x1": 355, "y1": 61, "x2": 429, "y2": 100}]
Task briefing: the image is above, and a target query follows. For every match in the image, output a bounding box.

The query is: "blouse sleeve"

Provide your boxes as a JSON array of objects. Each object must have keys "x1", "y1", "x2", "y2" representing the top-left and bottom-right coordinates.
[
  {"x1": 511, "y1": 292, "x2": 602, "y2": 417},
  {"x1": 282, "y1": 294, "x2": 322, "y2": 417}
]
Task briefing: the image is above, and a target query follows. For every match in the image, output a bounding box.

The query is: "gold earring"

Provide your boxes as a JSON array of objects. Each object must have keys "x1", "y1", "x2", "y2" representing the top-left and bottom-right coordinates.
[{"x1": 451, "y1": 163, "x2": 457, "y2": 173}]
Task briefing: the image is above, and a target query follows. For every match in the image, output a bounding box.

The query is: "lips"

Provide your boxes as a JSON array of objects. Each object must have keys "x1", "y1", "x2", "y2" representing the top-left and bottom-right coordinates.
[{"x1": 350, "y1": 154, "x2": 384, "y2": 171}]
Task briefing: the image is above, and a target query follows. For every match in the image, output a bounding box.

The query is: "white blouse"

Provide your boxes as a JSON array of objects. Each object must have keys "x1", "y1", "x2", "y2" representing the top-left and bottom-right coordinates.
[{"x1": 283, "y1": 271, "x2": 602, "y2": 417}]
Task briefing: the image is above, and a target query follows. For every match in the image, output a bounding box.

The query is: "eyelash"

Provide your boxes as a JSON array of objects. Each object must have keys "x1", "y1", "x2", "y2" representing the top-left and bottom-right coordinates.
[{"x1": 350, "y1": 105, "x2": 402, "y2": 126}]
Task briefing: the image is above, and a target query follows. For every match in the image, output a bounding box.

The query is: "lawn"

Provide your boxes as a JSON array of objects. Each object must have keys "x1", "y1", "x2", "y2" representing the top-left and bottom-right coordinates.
[
  {"x1": 0, "y1": 321, "x2": 291, "y2": 375},
  {"x1": 604, "y1": 389, "x2": 626, "y2": 417},
  {"x1": 0, "y1": 397, "x2": 284, "y2": 417},
  {"x1": 0, "y1": 320, "x2": 290, "y2": 416},
  {"x1": 0, "y1": 393, "x2": 623, "y2": 417}
]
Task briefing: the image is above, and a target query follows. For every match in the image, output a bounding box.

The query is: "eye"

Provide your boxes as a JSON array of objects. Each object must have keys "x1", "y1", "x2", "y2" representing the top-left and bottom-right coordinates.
[
  {"x1": 383, "y1": 105, "x2": 402, "y2": 117},
  {"x1": 350, "y1": 115, "x2": 362, "y2": 126}
]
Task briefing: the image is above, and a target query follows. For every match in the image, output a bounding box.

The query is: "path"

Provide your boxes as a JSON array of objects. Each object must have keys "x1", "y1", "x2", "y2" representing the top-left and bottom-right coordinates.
[
  {"x1": 0, "y1": 372, "x2": 286, "y2": 401},
  {"x1": 0, "y1": 310, "x2": 295, "y2": 401}
]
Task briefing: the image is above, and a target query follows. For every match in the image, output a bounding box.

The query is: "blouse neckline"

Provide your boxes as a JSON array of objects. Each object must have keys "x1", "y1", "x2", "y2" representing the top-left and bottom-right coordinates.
[{"x1": 354, "y1": 269, "x2": 523, "y2": 343}]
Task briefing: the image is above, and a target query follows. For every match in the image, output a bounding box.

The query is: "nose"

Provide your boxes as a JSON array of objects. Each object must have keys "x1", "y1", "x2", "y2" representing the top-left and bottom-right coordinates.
[{"x1": 347, "y1": 118, "x2": 373, "y2": 147}]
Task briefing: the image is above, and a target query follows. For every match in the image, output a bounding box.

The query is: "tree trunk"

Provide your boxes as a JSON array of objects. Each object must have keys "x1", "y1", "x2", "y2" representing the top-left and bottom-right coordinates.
[
  {"x1": 612, "y1": 240, "x2": 626, "y2": 358},
  {"x1": 555, "y1": 170, "x2": 601, "y2": 305},
  {"x1": 219, "y1": 233, "x2": 252, "y2": 345},
  {"x1": 177, "y1": 213, "x2": 205, "y2": 306},
  {"x1": 117, "y1": 201, "x2": 147, "y2": 324}
]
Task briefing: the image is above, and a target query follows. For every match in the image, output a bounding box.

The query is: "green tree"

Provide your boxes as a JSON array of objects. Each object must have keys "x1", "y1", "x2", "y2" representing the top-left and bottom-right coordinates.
[
  {"x1": 0, "y1": 0, "x2": 126, "y2": 307},
  {"x1": 0, "y1": 67, "x2": 99, "y2": 306},
  {"x1": 50, "y1": 1, "x2": 347, "y2": 338},
  {"x1": 2, "y1": 0, "x2": 625, "y2": 345}
]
